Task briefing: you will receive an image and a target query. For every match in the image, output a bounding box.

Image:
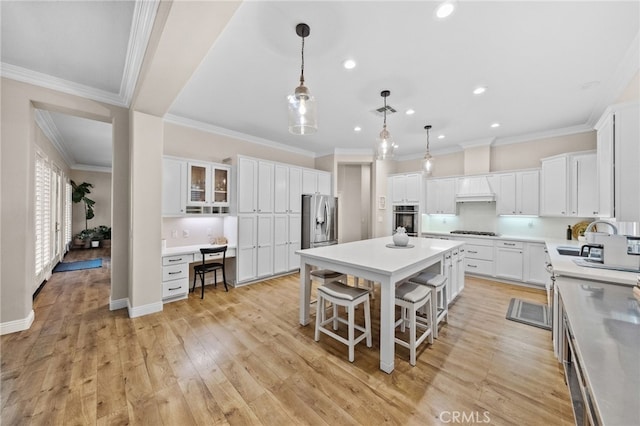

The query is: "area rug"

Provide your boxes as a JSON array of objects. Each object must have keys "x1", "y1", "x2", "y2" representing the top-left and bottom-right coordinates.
[
  {"x1": 53, "y1": 258, "x2": 102, "y2": 273},
  {"x1": 506, "y1": 298, "x2": 551, "y2": 330}
]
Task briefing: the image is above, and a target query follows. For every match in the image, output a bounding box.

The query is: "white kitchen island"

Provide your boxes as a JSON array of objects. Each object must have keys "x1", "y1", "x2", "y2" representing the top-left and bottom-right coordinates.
[{"x1": 297, "y1": 236, "x2": 464, "y2": 373}]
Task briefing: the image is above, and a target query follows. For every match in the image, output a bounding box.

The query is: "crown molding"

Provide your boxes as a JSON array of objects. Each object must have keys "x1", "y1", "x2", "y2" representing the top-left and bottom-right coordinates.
[
  {"x1": 457, "y1": 137, "x2": 496, "y2": 149},
  {"x1": 163, "y1": 114, "x2": 317, "y2": 158},
  {"x1": 491, "y1": 124, "x2": 593, "y2": 146},
  {"x1": 119, "y1": 0, "x2": 159, "y2": 105},
  {"x1": 34, "y1": 109, "x2": 75, "y2": 168},
  {"x1": 1, "y1": 62, "x2": 127, "y2": 107},
  {"x1": 71, "y1": 164, "x2": 112, "y2": 173}
]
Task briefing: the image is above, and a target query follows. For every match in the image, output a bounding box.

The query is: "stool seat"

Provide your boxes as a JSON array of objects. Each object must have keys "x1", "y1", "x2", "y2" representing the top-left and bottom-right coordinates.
[
  {"x1": 394, "y1": 282, "x2": 434, "y2": 366},
  {"x1": 315, "y1": 281, "x2": 372, "y2": 362},
  {"x1": 310, "y1": 269, "x2": 346, "y2": 280},
  {"x1": 409, "y1": 271, "x2": 448, "y2": 338}
]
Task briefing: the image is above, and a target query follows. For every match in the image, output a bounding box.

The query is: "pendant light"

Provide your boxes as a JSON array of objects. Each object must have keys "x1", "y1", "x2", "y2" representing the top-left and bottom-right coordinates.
[
  {"x1": 421, "y1": 125, "x2": 434, "y2": 176},
  {"x1": 376, "y1": 90, "x2": 396, "y2": 160},
  {"x1": 288, "y1": 23, "x2": 317, "y2": 135}
]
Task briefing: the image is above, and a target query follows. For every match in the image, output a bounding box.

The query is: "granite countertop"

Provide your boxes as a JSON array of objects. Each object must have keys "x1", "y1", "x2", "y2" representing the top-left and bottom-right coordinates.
[{"x1": 556, "y1": 277, "x2": 640, "y2": 426}]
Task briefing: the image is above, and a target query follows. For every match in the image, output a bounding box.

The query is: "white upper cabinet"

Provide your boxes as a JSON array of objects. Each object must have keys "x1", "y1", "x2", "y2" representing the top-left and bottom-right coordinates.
[
  {"x1": 540, "y1": 152, "x2": 596, "y2": 218},
  {"x1": 426, "y1": 178, "x2": 456, "y2": 214},
  {"x1": 302, "y1": 169, "x2": 332, "y2": 195},
  {"x1": 257, "y1": 161, "x2": 274, "y2": 213},
  {"x1": 496, "y1": 170, "x2": 539, "y2": 216},
  {"x1": 162, "y1": 158, "x2": 187, "y2": 216},
  {"x1": 391, "y1": 173, "x2": 421, "y2": 204},
  {"x1": 596, "y1": 101, "x2": 640, "y2": 222},
  {"x1": 238, "y1": 157, "x2": 273, "y2": 213},
  {"x1": 275, "y1": 165, "x2": 303, "y2": 214}
]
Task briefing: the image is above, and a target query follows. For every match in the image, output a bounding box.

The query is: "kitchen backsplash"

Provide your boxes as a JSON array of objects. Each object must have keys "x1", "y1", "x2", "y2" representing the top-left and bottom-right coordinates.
[
  {"x1": 421, "y1": 202, "x2": 639, "y2": 238},
  {"x1": 162, "y1": 216, "x2": 238, "y2": 248}
]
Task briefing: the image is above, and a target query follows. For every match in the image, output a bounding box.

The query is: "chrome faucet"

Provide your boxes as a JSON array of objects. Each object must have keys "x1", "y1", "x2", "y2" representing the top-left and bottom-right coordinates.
[{"x1": 585, "y1": 220, "x2": 618, "y2": 235}]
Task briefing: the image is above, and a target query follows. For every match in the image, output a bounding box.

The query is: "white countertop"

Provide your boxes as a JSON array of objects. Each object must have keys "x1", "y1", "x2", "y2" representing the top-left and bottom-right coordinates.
[
  {"x1": 556, "y1": 277, "x2": 640, "y2": 426},
  {"x1": 422, "y1": 230, "x2": 547, "y2": 243},
  {"x1": 162, "y1": 244, "x2": 236, "y2": 257},
  {"x1": 546, "y1": 240, "x2": 638, "y2": 286},
  {"x1": 297, "y1": 236, "x2": 464, "y2": 276}
]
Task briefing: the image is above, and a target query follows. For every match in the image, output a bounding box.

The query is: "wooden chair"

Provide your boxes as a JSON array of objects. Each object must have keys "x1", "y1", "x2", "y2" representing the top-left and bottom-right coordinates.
[{"x1": 192, "y1": 246, "x2": 228, "y2": 298}]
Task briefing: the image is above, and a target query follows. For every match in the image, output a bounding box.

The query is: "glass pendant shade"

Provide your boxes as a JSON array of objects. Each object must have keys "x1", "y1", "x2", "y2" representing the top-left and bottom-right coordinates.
[
  {"x1": 288, "y1": 84, "x2": 317, "y2": 135},
  {"x1": 288, "y1": 23, "x2": 317, "y2": 135},
  {"x1": 376, "y1": 90, "x2": 396, "y2": 160},
  {"x1": 422, "y1": 124, "x2": 434, "y2": 176}
]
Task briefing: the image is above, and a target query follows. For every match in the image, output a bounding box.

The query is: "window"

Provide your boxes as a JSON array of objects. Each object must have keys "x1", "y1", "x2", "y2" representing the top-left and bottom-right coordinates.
[
  {"x1": 34, "y1": 151, "x2": 51, "y2": 277},
  {"x1": 65, "y1": 181, "x2": 72, "y2": 248}
]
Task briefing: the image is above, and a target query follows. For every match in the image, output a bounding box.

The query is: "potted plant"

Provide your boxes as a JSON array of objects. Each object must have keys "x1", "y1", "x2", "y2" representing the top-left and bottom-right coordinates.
[
  {"x1": 97, "y1": 225, "x2": 111, "y2": 248},
  {"x1": 74, "y1": 229, "x2": 93, "y2": 248},
  {"x1": 71, "y1": 180, "x2": 95, "y2": 248},
  {"x1": 90, "y1": 228, "x2": 101, "y2": 248}
]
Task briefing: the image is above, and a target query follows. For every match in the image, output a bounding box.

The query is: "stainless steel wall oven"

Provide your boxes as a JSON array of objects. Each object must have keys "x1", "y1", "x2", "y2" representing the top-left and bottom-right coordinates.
[{"x1": 392, "y1": 205, "x2": 419, "y2": 236}]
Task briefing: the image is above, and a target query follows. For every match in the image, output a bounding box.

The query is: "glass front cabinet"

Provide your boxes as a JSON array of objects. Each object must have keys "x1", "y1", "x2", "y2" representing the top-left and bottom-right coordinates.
[{"x1": 186, "y1": 161, "x2": 230, "y2": 214}]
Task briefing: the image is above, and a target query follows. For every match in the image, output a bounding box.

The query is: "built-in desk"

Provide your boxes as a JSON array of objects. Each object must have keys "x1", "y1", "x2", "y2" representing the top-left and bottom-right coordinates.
[{"x1": 161, "y1": 244, "x2": 237, "y2": 302}]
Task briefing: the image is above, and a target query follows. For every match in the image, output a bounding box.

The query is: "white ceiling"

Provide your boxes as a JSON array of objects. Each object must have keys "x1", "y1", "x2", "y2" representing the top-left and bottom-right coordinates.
[{"x1": 2, "y1": 1, "x2": 639, "y2": 168}]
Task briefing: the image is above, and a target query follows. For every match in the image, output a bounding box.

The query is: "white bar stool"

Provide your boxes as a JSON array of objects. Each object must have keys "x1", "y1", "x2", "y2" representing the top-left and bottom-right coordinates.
[
  {"x1": 314, "y1": 281, "x2": 372, "y2": 362},
  {"x1": 408, "y1": 271, "x2": 448, "y2": 338},
  {"x1": 310, "y1": 269, "x2": 347, "y2": 308},
  {"x1": 394, "y1": 281, "x2": 434, "y2": 366}
]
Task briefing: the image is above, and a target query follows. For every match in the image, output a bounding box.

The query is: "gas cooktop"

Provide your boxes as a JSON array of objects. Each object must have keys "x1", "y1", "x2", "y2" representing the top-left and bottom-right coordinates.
[{"x1": 450, "y1": 230, "x2": 498, "y2": 236}]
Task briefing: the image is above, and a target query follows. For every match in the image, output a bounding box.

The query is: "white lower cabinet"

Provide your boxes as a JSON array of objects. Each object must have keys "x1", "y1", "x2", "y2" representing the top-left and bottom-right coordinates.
[
  {"x1": 523, "y1": 242, "x2": 547, "y2": 286},
  {"x1": 495, "y1": 240, "x2": 524, "y2": 281},
  {"x1": 463, "y1": 239, "x2": 495, "y2": 276},
  {"x1": 238, "y1": 214, "x2": 275, "y2": 283},
  {"x1": 256, "y1": 215, "x2": 274, "y2": 278},
  {"x1": 162, "y1": 253, "x2": 192, "y2": 301},
  {"x1": 274, "y1": 214, "x2": 302, "y2": 274},
  {"x1": 447, "y1": 246, "x2": 466, "y2": 302}
]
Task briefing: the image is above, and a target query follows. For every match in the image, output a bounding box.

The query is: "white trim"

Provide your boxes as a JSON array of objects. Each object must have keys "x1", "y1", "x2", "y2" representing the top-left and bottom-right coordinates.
[
  {"x1": 0, "y1": 62, "x2": 127, "y2": 107},
  {"x1": 109, "y1": 298, "x2": 128, "y2": 311},
  {"x1": 0, "y1": 310, "x2": 35, "y2": 335},
  {"x1": 491, "y1": 124, "x2": 594, "y2": 147},
  {"x1": 71, "y1": 164, "x2": 113, "y2": 173},
  {"x1": 457, "y1": 137, "x2": 496, "y2": 149},
  {"x1": 120, "y1": 0, "x2": 160, "y2": 105},
  {"x1": 34, "y1": 109, "x2": 75, "y2": 168},
  {"x1": 127, "y1": 300, "x2": 163, "y2": 318},
  {"x1": 163, "y1": 114, "x2": 317, "y2": 158}
]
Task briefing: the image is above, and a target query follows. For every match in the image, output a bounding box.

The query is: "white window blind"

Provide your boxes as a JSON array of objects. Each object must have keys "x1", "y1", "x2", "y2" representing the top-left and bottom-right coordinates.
[
  {"x1": 35, "y1": 155, "x2": 44, "y2": 275},
  {"x1": 65, "y1": 181, "x2": 72, "y2": 246},
  {"x1": 34, "y1": 152, "x2": 52, "y2": 278}
]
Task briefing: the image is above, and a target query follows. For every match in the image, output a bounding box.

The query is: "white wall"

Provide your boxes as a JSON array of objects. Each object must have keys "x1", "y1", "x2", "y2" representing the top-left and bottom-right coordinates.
[
  {"x1": 162, "y1": 216, "x2": 237, "y2": 248},
  {"x1": 69, "y1": 170, "x2": 112, "y2": 235}
]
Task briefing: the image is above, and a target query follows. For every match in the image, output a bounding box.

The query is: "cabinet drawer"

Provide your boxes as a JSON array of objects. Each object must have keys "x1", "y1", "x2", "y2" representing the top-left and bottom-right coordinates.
[
  {"x1": 162, "y1": 254, "x2": 193, "y2": 266},
  {"x1": 465, "y1": 244, "x2": 494, "y2": 261},
  {"x1": 495, "y1": 240, "x2": 524, "y2": 249},
  {"x1": 162, "y1": 264, "x2": 189, "y2": 281},
  {"x1": 163, "y1": 278, "x2": 189, "y2": 298},
  {"x1": 465, "y1": 259, "x2": 493, "y2": 275}
]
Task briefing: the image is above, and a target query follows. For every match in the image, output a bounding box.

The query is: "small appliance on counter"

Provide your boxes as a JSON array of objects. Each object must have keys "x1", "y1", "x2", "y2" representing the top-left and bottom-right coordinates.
[{"x1": 598, "y1": 234, "x2": 640, "y2": 270}]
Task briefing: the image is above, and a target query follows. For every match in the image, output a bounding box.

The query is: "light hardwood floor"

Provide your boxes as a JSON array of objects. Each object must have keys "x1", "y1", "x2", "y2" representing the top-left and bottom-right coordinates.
[{"x1": 1, "y1": 248, "x2": 574, "y2": 425}]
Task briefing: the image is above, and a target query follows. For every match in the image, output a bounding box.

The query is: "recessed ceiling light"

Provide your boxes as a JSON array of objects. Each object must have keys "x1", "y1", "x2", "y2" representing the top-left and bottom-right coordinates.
[
  {"x1": 405, "y1": 109, "x2": 415, "y2": 115},
  {"x1": 491, "y1": 123, "x2": 500, "y2": 128},
  {"x1": 435, "y1": 1, "x2": 456, "y2": 19},
  {"x1": 343, "y1": 59, "x2": 356, "y2": 70},
  {"x1": 438, "y1": 134, "x2": 445, "y2": 139},
  {"x1": 354, "y1": 126, "x2": 362, "y2": 132},
  {"x1": 473, "y1": 86, "x2": 487, "y2": 95}
]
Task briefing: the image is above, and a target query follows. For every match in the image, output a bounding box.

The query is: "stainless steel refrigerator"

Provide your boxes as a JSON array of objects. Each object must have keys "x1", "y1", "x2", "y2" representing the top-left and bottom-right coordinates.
[{"x1": 301, "y1": 194, "x2": 338, "y2": 249}]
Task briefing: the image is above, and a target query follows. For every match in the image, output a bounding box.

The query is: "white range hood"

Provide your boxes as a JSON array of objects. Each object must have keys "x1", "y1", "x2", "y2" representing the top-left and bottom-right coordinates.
[{"x1": 455, "y1": 176, "x2": 496, "y2": 203}]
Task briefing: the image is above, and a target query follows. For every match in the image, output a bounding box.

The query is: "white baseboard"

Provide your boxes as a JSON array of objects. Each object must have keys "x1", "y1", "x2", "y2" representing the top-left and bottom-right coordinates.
[
  {"x1": 127, "y1": 300, "x2": 163, "y2": 318},
  {"x1": 109, "y1": 298, "x2": 128, "y2": 311},
  {"x1": 0, "y1": 309, "x2": 35, "y2": 335}
]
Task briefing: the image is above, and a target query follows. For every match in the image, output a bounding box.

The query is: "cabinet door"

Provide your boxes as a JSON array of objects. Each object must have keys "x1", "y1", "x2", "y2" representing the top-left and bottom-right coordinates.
[
  {"x1": 274, "y1": 164, "x2": 288, "y2": 214},
  {"x1": 541, "y1": 156, "x2": 567, "y2": 216},
  {"x1": 391, "y1": 175, "x2": 406, "y2": 204},
  {"x1": 238, "y1": 157, "x2": 257, "y2": 213},
  {"x1": 574, "y1": 154, "x2": 598, "y2": 217},
  {"x1": 237, "y1": 215, "x2": 257, "y2": 282},
  {"x1": 162, "y1": 158, "x2": 186, "y2": 216},
  {"x1": 256, "y1": 215, "x2": 273, "y2": 277},
  {"x1": 288, "y1": 214, "x2": 302, "y2": 271},
  {"x1": 495, "y1": 247, "x2": 524, "y2": 281},
  {"x1": 523, "y1": 243, "x2": 547, "y2": 285},
  {"x1": 597, "y1": 115, "x2": 614, "y2": 218},
  {"x1": 187, "y1": 162, "x2": 211, "y2": 206},
  {"x1": 257, "y1": 161, "x2": 274, "y2": 213},
  {"x1": 496, "y1": 173, "x2": 516, "y2": 215},
  {"x1": 444, "y1": 251, "x2": 453, "y2": 304},
  {"x1": 456, "y1": 247, "x2": 465, "y2": 294},
  {"x1": 439, "y1": 179, "x2": 457, "y2": 214},
  {"x1": 317, "y1": 172, "x2": 331, "y2": 195},
  {"x1": 615, "y1": 103, "x2": 640, "y2": 222},
  {"x1": 212, "y1": 167, "x2": 229, "y2": 206},
  {"x1": 518, "y1": 170, "x2": 540, "y2": 215},
  {"x1": 405, "y1": 174, "x2": 421, "y2": 203},
  {"x1": 425, "y1": 179, "x2": 438, "y2": 214},
  {"x1": 273, "y1": 214, "x2": 288, "y2": 274},
  {"x1": 288, "y1": 167, "x2": 302, "y2": 213},
  {"x1": 302, "y1": 169, "x2": 317, "y2": 194}
]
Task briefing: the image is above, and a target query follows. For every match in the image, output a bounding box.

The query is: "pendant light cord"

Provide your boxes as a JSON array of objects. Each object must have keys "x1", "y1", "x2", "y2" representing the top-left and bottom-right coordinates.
[
  {"x1": 300, "y1": 36, "x2": 305, "y2": 85},
  {"x1": 383, "y1": 95, "x2": 387, "y2": 127}
]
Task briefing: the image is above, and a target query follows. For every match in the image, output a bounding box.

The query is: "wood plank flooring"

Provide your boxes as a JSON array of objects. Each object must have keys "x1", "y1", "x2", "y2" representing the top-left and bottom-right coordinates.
[{"x1": 1, "y1": 248, "x2": 574, "y2": 425}]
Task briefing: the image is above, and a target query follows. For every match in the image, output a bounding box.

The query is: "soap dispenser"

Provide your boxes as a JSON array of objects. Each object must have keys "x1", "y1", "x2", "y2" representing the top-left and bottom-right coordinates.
[{"x1": 566, "y1": 225, "x2": 572, "y2": 240}]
